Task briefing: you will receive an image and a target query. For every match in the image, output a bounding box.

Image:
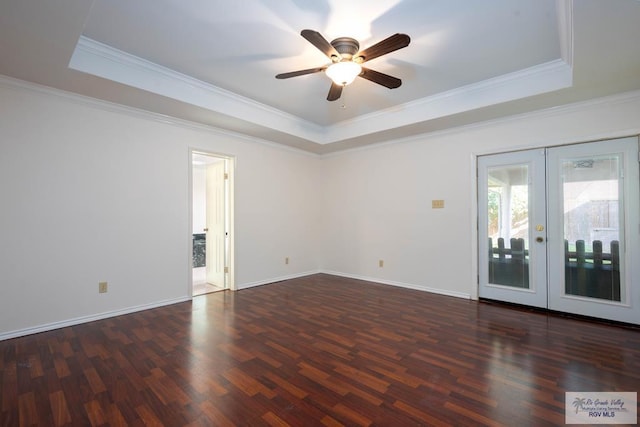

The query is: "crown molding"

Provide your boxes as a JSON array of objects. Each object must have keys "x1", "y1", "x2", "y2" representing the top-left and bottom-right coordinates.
[
  {"x1": 322, "y1": 89, "x2": 640, "y2": 158},
  {"x1": 557, "y1": 0, "x2": 574, "y2": 67},
  {"x1": 323, "y1": 59, "x2": 572, "y2": 144},
  {"x1": 3, "y1": 73, "x2": 638, "y2": 160},
  {"x1": 69, "y1": 36, "x2": 327, "y2": 142},
  {"x1": 0, "y1": 74, "x2": 320, "y2": 157}
]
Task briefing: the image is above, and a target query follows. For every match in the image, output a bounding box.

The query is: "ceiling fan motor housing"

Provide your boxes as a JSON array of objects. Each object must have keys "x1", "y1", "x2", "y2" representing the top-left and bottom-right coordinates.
[{"x1": 330, "y1": 37, "x2": 360, "y2": 61}]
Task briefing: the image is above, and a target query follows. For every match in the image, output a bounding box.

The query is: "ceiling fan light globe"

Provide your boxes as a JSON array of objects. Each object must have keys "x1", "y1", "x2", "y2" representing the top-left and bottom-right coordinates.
[{"x1": 326, "y1": 61, "x2": 362, "y2": 86}]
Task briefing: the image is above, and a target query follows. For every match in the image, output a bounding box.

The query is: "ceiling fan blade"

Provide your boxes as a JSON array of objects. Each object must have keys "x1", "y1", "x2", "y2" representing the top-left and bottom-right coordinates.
[
  {"x1": 359, "y1": 67, "x2": 402, "y2": 89},
  {"x1": 301, "y1": 29, "x2": 341, "y2": 60},
  {"x1": 276, "y1": 66, "x2": 326, "y2": 79},
  {"x1": 327, "y1": 82, "x2": 343, "y2": 101},
  {"x1": 356, "y1": 33, "x2": 410, "y2": 63}
]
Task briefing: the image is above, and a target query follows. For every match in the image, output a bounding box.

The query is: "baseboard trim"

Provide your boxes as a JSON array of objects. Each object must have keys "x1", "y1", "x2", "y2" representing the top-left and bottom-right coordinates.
[
  {"x1": 237, "y1": 270, "x2": 321, "y2": 290},
  {"x1": 2, "y1": 271, "x2": 469, "y2": 341},
  {"x1": 320, "y1": 270, "x2": 471, "y2": 300},
  {"x1": 0, "y1": 296, "x2": 191, "y2": 341}
]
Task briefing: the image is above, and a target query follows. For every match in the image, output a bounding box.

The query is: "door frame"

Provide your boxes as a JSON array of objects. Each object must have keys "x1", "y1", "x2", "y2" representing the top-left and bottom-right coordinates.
[{"x1": 188, "y1": 148, "x2": 235, "y2": 293}]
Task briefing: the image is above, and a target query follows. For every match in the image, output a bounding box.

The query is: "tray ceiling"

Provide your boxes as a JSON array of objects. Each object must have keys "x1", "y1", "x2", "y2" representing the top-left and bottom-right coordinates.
[{"x1": 2, "y1": 0, "x2": 640, "y2": 153}]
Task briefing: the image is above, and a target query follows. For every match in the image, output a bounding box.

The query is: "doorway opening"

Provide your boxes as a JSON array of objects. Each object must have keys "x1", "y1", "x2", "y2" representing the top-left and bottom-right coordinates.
[{"x1": 191, "y1": 151, "x2": 233, "y2": 296}]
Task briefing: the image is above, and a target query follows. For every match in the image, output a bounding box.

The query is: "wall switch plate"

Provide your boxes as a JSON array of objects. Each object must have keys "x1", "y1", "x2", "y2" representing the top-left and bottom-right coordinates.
[
  {"x1": 432, "y1": 199, "x2": 445, "y2": 209},
  {"x1": 99, "y1": 281, "x2": 108, "y2": 293}
]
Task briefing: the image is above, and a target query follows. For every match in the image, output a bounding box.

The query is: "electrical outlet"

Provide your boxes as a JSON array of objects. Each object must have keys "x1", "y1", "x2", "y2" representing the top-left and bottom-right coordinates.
[
  {"x1": 379, "y1": 260, "x2": 384, "y2": 268},
  {"x1": 99, "y1": 281, "x2": 108, "y2": 293},
  {"x1": 285, "y1": 257, "x2": 289, "y2": 265}
]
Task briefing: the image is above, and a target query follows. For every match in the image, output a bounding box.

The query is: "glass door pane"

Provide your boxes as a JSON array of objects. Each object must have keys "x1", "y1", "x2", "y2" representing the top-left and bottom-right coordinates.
[
  {"x1": 487, "y1": 164, "x2": 530, "y2": 289},
  {"x1": 561, "y1": 154, "x2": 621, "y2": 301}
]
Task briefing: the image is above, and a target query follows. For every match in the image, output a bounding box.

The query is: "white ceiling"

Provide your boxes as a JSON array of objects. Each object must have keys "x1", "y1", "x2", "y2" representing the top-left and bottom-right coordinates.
[{"x1": 1, "y1": 0, "x2": 640, "y2": 154}]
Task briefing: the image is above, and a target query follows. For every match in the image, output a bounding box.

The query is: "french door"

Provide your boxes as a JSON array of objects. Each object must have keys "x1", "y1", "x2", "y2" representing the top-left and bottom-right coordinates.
[{"x1": 478, "y1": 137, "x2": 640, "y2": 324}]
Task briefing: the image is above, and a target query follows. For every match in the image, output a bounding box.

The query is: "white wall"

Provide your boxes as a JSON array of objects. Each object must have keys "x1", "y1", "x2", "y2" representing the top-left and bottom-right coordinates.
[
  {"x1": 320, "y1": 91, "x2": 640, "y2": 298},
  {"x1": 0, "y1": 79, "x2": 321, "y2": 339},
  {"x1": 2, "y1": 75, "x2": 639, "y2": 340}
]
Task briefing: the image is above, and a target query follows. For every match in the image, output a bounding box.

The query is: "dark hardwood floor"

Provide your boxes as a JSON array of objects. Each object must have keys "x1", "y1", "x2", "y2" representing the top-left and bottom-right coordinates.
[{"x1": 1, "y1": 274, "x2": 638, "y2": 426}]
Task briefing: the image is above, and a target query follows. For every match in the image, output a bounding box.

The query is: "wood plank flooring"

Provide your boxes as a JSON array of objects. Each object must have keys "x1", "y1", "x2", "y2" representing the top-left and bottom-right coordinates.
[{"x1": 1, "y1": 274, "x2": 639, "y2": 426}]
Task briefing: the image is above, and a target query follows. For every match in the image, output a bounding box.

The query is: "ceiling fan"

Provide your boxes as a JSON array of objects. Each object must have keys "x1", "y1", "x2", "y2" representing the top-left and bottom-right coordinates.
[{"x1": 276, "y1": 29, "x2": 411, "y2": 101}]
